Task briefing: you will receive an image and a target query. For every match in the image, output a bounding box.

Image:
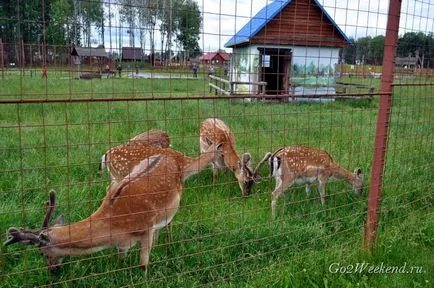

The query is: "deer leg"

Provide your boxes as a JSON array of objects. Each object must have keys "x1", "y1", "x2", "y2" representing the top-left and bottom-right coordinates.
[
  {"x1": 117, "y1": 238, "x2": 135, "y2": 259},
  {"x1": 139, "y1": 230, "x2": 154, "y2": 270},
  {"x1": 305, "y1": 184, "x2": 312, "y2": 198},
  {"x1": 118, "y1": 247, "x2": 129, "y2": 259},
  {"x1": 271, "y1": 175, "x2": 294, "y2": 220},
  {"x1": 318, "y1": 178, "x2": 328, "y2": 206},
  {"x1": 152, "y1": 229, "x2": 160, "y2": 245},
  {"x1": 166, "y1": 222, "x2": 173, "y2": 245}
]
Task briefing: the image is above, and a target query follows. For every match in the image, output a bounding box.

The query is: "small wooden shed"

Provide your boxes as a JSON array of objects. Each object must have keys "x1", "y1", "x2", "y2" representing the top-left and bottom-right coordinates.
[
  {"x1": 224, "y1": 0, "x2": 350, "y2": 95},
  {"x1": 71, "y1": 47, "x2": 108, "y2": 64},
  {"x1": 70, "y1": 47, "x2": 109, "y2": 76},
  {"x1": 395, "y1": 55, "x2": 422, "y2": 69},
  {"x1": 121, "y1": 47, "x2": 144, "y2": 61},
  {"x1": 199, "y1": 52, "x2": 230, "y2": 65}
]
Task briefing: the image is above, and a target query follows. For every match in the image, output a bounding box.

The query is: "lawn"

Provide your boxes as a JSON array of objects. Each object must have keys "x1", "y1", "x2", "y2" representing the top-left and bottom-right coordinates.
[{"x1": 0, "y1": 73, "x2": 432, "y2": 287}]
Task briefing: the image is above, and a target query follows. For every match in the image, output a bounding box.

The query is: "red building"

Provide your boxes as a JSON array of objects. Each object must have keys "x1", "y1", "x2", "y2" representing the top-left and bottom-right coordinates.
[{"x1": 199, "y1": 52, "x2": 230, "y2": 65}]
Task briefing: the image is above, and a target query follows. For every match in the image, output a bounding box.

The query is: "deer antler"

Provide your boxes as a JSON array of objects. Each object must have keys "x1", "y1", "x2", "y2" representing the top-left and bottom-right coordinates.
[
  {"x1": 252, "y1": 152, "x2": 272, "y2": 182},
  {"x1": 4, "y1": 190, "x2": 58, "y2": 247},
  {"x1": 4, "y1": 227, "x2": 41, "y2": 246},
  {"x1": 41, "y1": 190, "x2": 57, "y2": 229}
]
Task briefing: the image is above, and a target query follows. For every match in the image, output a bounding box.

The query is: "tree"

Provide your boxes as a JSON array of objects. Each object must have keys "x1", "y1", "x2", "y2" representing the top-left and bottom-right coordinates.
[
  {"x1": 81, "y1": 0, "x2": 104, "y2": 46},
  {"x1": 341, "y1": 37, "x2": 356, "y2": 64},
  {"x1": 119, "y1": 0, "x2": 137, "y2": 47},
  {"x1": 46, "y1": 0, "x2": 73, "y2": 45},
  {"x1": 176, "y1": 0, "x2": 202, "y2": 59},
  {"x1": 355, "y1": 36, "x2": 371, "y2": 64},
  {"x1": 368, "y1": 35, "x2": 385, "y2": 65}
]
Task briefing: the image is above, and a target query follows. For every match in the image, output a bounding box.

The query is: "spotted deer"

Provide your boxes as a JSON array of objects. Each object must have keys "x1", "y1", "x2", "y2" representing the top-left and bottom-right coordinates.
[
  {"x1": 199, "y1": 118, "x2": 254, "y2": 196},
  {"x1": 99, "y1": 130, "x2": 171, "y2": 172},
  {"x1": 99, "y1": 143, "x2": 223, "y2": 243},
  {"x1": 127, "y1": 129, "x2": 171, "y2": 148},
  {"x1": 4, "y1": 144, "x2": 222, "y2": 271},
  {"x1": 100, "y1": 144, "x2": 222, "y2": 183},
  {"x1": 253, "y1": 146, "x2": 364, "y2": 219}
]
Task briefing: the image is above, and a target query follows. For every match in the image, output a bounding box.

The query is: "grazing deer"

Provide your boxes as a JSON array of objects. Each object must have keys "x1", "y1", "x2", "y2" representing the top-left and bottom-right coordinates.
[
  {"x1": 128, "y1": 129, "x2": 171, "y2": 148},
  {"x1": 199, "y1": 118, "x2": 254, "y2": 196},
  {"x1": 99, "y1": 143, "x2": 223, "y2": 243},
  {"x1": 100, "y1": 144, "x2": 222, "y2": 183},
  {"x1": 4, "y1": 144, "x2": 221, "y2": 271},
  {"x1": 253, "y1": 146, "x2": 364, "y2": 219},
  {"x1": 99, "y1": 130, "x2": 171, "y2": 172}
]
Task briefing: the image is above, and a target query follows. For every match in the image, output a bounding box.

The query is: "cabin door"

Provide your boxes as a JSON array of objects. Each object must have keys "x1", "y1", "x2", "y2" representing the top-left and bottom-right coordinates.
[{"x1": 258, "y1": 48, "x2": 292, "y2": 95}]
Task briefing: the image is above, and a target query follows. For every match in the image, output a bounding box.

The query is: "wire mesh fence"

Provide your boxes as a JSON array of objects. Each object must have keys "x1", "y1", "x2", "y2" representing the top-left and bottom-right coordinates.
[{"x1": 0, "y1": 0, "x2": 432, "y2": 287}]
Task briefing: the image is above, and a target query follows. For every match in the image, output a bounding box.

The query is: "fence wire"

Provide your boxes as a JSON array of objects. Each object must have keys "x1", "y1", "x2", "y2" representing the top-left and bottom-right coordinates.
[{"x1": 0, "y1": 0, "x2": 432, "y2": 287}]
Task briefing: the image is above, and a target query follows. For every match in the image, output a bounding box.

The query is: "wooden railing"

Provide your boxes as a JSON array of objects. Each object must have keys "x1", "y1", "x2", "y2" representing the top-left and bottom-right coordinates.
[
  {"x1": 209, "y1": 75, "x2": 231, "y2": 95},
  {"x1": 209, "y1": 75, "x2": 267, "y2": 96}
]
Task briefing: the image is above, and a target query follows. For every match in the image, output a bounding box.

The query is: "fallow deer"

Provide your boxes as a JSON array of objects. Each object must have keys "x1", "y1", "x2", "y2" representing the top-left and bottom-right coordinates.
[
  {"x1": 4, "y1": 144, "x2": 222, "y2": 271},
  {"x1": 100, "y1": 144, "x2": 222, "y2": 183},
  {"x1": 99, "y1": 143, "x2": 223, "y2": 243},
  {"x1": 127, "y1": 129, "x2": 171, "y2": 148},
  {"x1": 253, "y1": 146, "x2": 364, "y2": 219},
  {"x1": 99, "y1": 129, "x2": 171, "y2": 172},
  {"x1": 199, "y1": 118, "x2": 254, "y2": 196}
]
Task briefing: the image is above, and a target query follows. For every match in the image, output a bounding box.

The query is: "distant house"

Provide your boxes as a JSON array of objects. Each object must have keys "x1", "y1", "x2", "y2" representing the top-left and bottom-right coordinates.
[
  {"x1": 122, "y1": 47, "x2": 144, "y2": 61},
  {"x1": 70, "y1": 46, "x2": 110, "y2": 75},
  {"x1": 199, "y1": 52, "x2": 230, "y2": 65},
  {"x1": 224, "y1": 0, "x2": 350, "y2": 95},
  {"x1": 70, "y1": 47, "x2": 108, "y2": 65},
  {"x1": 395, "y1": 55, "x2": 422, "y2": 68}
]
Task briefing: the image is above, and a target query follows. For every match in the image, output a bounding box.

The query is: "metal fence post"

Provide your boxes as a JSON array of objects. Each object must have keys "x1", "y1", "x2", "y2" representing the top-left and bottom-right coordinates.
[{"x1": 364, "y1": 0, "x2": 402, "y2": 251}]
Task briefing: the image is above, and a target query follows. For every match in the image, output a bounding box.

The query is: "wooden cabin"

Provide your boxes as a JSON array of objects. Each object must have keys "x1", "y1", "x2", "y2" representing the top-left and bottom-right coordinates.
[
  {"x1": 200, "y1": 52, "x2": 230, "y2": 65},
  {"x1": 224, "y1": 0, "x2": 350, "y2": 95},
  {"x1": 70, "y1": 47, "x2": 109, "y2": 77},
  {"x1": 71, "y1": 47, "x2": 108, "y2": 66},
  {"x1": 121, "y1": 47, "x2": 144, "y2": 62},
  {"x1": 395, "y1": 55, "x2": 422, "y2": 69}
]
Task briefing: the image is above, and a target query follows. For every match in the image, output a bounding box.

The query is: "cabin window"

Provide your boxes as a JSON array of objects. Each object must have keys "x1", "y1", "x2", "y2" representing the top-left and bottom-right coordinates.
[{"x1": 262, "y1": 55, "x2": 271, "y2": 68}]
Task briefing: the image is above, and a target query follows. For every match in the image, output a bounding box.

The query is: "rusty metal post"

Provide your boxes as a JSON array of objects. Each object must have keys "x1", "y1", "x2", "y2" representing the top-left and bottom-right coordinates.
[
  {"x1": 0, "y1": 38, "x2": 3, "y2": 79},
  {"x1": 364, "y1": 0, "x2": 402, "y2": 251}
]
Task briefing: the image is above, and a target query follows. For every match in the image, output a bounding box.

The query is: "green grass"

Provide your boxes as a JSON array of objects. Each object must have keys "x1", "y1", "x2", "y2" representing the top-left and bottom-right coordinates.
[{"x1": 0, "y1": 73, "x2": 432, "y2": 287}]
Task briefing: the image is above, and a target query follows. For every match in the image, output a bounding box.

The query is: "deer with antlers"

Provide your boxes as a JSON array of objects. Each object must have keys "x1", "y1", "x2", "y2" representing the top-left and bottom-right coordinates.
[
  {"x1": 100, "y1": 141, "x2": 223, "y2": 243},
  {"x1": 253, "y1": 146, "x2": 364, "y2": 219},
  {"x1": 4, "y1": 144, "x2": 222, "y2": 271},
  {"x1": 199, "y1": 118, "x2": 255, "y2": 196}
]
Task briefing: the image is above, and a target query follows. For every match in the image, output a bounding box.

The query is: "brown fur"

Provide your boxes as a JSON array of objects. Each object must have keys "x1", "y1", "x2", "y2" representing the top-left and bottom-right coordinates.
[
  {"x1": 260, "y1": 146, "x2": 363, "y2": 219},
  {"x1": 128, "y1": 130, "x2": 171, "y2": 148},
  {"x1": 199, "y1": 118, "x2": 254, "y2": 196}
]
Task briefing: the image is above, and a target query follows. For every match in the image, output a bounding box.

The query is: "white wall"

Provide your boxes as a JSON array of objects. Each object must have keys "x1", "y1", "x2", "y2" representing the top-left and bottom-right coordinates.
[{"x1": 230, "y1": 45, "x2": 341, "y2": 93}]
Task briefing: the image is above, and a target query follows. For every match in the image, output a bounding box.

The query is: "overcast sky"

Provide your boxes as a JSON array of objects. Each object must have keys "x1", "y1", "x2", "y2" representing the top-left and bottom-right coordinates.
[{"x1": 103, "y1": 0, "x2": 434, "y2": 53}]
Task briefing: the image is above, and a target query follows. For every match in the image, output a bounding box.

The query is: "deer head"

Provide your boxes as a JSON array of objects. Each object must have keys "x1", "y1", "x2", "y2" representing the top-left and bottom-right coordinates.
[
  {"x1": 4, "y1": 190, "x2": 64, "y2": 271},
  {"x1": 234, "y1": 153, "x2": 255, "y2": 196}
]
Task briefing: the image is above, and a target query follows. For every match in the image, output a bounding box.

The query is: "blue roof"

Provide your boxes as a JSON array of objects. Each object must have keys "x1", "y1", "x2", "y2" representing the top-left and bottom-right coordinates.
[{"x1": 224, "y1": 0, "x2": 350, "y2": 48}]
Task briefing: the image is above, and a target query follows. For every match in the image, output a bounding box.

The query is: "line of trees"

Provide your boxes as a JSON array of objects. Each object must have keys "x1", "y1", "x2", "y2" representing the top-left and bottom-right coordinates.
[
  {"x1": 342, "y1": 32, "x2": 434, "y2": 68},
  {"x1": 0, "y1": 0, "x2": 202, "y2": 63},
  {"x1": 0, "y1": 0, "x2": 104, "y2": 47},
  {"x1": 118, "y1": 0, "x2": 202, "y2": 63}
]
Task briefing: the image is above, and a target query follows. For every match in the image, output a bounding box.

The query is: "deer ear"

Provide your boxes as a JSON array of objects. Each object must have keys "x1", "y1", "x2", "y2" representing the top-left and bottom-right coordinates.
[
  {"x1": 355, "y1": 168, "x2": 362, "y2": 176},
  {"x1": 54, "y1": 214, "x2": 64, "y2": 226},
  {"x1": 216, "y1": 143, "x2": 223, "y2": 151},
  {"x1": 205, "y1": 137, "x2": 213, "y2": 146},
  {"x1": 242, "y1": 153, "x2": 251, "y2": 166}
]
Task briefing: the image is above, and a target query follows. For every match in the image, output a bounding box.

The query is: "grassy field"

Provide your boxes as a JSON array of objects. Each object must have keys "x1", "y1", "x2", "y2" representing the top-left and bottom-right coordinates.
[{"x1": 0, "y1": 73, "x2": 432, "y2": 287}]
